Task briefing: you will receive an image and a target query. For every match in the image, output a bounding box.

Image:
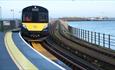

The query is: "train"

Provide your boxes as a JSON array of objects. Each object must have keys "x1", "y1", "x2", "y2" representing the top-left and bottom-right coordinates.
[{"x1": 21, "y1": 5, "x2": 49, "y2": 40}]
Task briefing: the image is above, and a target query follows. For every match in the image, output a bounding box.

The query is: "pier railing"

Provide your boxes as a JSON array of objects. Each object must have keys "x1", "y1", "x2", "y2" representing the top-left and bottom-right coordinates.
[{"x1": 68, "y1": 26, "x2": 115, "y2": 50}]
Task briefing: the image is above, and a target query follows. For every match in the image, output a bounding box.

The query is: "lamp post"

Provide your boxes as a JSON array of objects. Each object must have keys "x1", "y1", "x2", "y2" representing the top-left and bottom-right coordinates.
[
  {"x1": 0, "y1": 6, "x2": 1, "y2": 20},
  {"x1": 11, "y1": 9, "x2": 14, "y2": 20},
  {"x1": 18, "y1": 11, "x2": 21, "y2": 19}
]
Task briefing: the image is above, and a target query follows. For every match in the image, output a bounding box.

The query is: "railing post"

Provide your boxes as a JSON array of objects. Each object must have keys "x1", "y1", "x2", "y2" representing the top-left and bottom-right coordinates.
[
  {"x1": 98, "y1": 33, "x2": 100, "y2": 46},
  {"x1": 85, "y1": 30, "x2": 87, "y2": 40},
  {"x1": 83, "y1": 29, "x2": 84, "y2": 40},
  {"x1": 103, "y1": 34, "x2": 105, "y2": 47},
  {"x1": 79, "y1": 29, "x2": 80, "y2": 39},
  {"x1": 81, "y1": 29, "x2": 83, "y2": 39},
  {"x1": 108, "y1": 35, "x2": 110, "y2": 49},
  {"x1": 94, "y1": 32, "x2": 96, "y2": 44},
  {"x1": 80, "y1": 29, "x2": 82, "y2": 39},
  {"x1": 77, "y1": 28, "x2": 79, "y2": 37},
  {"x1": 88, "y1": 31, "x2": 89, "y2": 42},
  {"x1": 75, "y1": 28, "x2": 76, "y2": 34},
  {"x1": 76, "y1": 28, "x2": 78, "y2": 37},
  {"x1": 91, "y1": 32, "x2": 93, "y2": 43},
  {"x1": 79, "y1": 29, "x2": 80, "y2": 38}
]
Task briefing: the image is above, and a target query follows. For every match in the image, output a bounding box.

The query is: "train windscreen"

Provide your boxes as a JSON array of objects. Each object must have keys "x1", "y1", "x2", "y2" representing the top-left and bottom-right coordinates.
[{"x1": 22, "y1": 11, "x2": 48, "y2": 23}]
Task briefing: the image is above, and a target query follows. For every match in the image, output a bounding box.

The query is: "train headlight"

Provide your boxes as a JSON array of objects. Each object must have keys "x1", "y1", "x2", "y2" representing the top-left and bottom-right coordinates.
[
  {"x1": 23, "y1": 24, "x2": 27, "y2": 29},
  {"x1": 43, "y1": 25, "x2": 48, "y2": 29}
]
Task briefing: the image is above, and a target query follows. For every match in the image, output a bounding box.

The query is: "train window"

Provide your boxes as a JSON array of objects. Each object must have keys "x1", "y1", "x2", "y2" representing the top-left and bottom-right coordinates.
[
  {"x1": 39, "y1": 12, "x2": 48, "y2": 22},
  {"x1": 23, "y1": 12, "x2": 32, "y2": 22},
  {"x1": 22, "y1": 11, "x2": 48, "y2": 23},
  {"x1": 32, "y1": 12, "x2": 39, "y2": 22}
]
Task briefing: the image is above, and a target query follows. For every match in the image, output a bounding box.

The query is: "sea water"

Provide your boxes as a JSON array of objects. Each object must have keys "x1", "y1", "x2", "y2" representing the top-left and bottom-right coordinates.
[
  {"x1": 68, "y1": 21, "x2": 115, "y2": 50},
  {"x1": 68, "y1": 21, "x2": 115, "y2": 36}
]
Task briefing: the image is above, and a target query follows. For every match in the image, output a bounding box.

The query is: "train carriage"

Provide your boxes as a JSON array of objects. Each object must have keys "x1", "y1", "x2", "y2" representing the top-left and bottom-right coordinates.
[{"x1": 21, "y1": 5, "x2": 49, "y2": 40}]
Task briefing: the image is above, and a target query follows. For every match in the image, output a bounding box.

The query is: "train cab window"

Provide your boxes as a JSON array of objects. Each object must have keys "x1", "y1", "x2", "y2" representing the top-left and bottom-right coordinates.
[
  {"x1": 39, "y1": 12, "x2": 48, "y2": 22},
  {"x1": 22, "y1": 11, "x2": 48, "y2": 23},
  {"x1": 32, "y1": 12, "x2": 39, "y2": 22},
  {"x1": 25, "y1": 16, "x2": 31, "y2": 21},
  {"x1": 23, "y1": 12, "x2": 32, "y2": 22}
]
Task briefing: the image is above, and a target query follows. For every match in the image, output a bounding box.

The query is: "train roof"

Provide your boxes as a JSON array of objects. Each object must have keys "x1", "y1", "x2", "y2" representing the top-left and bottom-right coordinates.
[{"x1": 22, "y1": 5, "x2": 48, "y2": 12}]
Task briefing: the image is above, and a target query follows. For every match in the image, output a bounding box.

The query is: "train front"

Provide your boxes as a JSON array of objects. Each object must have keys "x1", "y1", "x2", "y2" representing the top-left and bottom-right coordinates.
[{"x1": 21, "y1": 6, "x2": 49, "y2": 40}]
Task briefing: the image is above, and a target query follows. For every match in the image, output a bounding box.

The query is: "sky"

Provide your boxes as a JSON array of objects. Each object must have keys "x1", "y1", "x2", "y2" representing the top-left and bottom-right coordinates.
[{"x1": 0, "y1": 0, "x2": 115, "y2": 19}]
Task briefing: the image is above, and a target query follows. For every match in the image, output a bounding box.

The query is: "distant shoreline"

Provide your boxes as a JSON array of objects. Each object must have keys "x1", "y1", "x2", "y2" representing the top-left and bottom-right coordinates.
[
  {"x1": 59, "y1": 17, "x2": 115, "y2": 21},
  {"x1": 66, "y1": 20, "x2": 115, "y2": 22}
]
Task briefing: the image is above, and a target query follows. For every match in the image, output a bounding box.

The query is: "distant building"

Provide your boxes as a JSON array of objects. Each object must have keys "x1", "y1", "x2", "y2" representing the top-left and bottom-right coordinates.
[{"x1": 0, "y1": 19, "x2": 21, "y2": 31}]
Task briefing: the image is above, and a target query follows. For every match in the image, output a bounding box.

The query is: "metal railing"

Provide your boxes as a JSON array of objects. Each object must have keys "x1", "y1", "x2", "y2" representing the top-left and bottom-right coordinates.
[{"x1": 68, "y1": 26, "x2": 115, "y2": 50}]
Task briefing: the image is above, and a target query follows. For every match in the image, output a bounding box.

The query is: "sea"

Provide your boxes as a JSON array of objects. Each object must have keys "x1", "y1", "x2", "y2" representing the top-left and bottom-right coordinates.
[
  {"x1": 68, "y1": 21, "x2": 115, "y2": 36},
  {"x1": 68, "y1": 21, "x2": 115, "y2": 50}
]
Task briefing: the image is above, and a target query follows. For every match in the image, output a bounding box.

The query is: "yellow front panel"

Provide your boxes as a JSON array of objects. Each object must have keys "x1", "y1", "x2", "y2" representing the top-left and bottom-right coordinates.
[{"x1": 22, "y1": 23, "x2": 48, "y2": 31}]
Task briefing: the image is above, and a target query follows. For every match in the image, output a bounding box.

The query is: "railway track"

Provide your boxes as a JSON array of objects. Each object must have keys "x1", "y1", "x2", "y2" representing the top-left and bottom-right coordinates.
[
  {"x1": 23, "y1": 20, "x2": 115, "y2": 70},
  {"x1": 59, "y1": 24, "x2": 115, "y2": 69},
  {"x1": 42, "y1": 37, "x2": 101, "y2": 70},
  {"x1": 26, "y1": 39, "x2": 72, "y2": 70},
  {"x1": 49, "y1": 21, "x2": 115, "y2": 70},
  {"x1": 40, "y1": 23, "x2": 102, "y2": 70},
  {"x1": 23, "y1": 24, "x2": 98, "y2": 69},
  {"x1": 24, "y1": 36, "x2": 89, "y2": 70}
]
